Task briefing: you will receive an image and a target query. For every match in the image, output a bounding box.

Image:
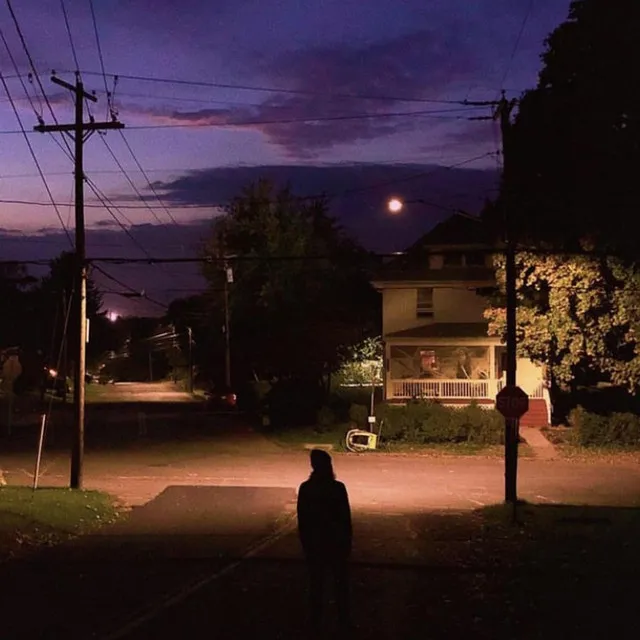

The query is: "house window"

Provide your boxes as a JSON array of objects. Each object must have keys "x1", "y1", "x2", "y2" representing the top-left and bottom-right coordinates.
[
  {"x1": 420, "y1": 349, "x2": 437, "y2": 373},
  {"x1": 443, "y1": 252, "x2": 463, "y2": 267},
  {"x1": 465, "y1": 251, "x2": 485, "y2": 266},
  {"x1": 416, "y1": 287, "x2": 434, "y2": 318}
]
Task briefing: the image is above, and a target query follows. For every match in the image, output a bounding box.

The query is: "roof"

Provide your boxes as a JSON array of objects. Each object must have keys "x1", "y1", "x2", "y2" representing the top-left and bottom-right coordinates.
[
  {"x1": 386, "y1": 322, "x2": 492, "y2": 340},
  {"x1": 373, "y1": 214, "x2": 501, "y2": 283},
  {"x1": 411, "y1": 213, "x2": 498, "y2": 249},
  {"x1": 373, "y1": 265, "x2": 496, "y2": 285}
]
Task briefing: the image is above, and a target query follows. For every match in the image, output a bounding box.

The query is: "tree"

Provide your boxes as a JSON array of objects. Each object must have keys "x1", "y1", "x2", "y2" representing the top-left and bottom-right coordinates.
[
  {"x1": 509, "y1": 0, "x2": 640, "y2": 253},
  {"x1": 485, "y1": 250, "x2": 640, "y2": 392},
  {"x1": 202, "y1": 180, "x2": 379, "y2": 384}
]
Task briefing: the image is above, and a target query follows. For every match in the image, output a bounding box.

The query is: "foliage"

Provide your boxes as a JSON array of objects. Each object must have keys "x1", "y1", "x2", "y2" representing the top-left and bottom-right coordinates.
[
  {"x1": 348, "y1": 403, "x2": 369, "y2": 428},
  {"x1": 334, "y1": 336, "x2": 383, "y2": 386},
  {"x1": 201, "y1": 180, "x2": 380, "y2": 383},
  {"x1": 507, "y1": 0, "x2": 640, "y2": 253},
  {"x1": 316, "y1": 405, "x2": 337, "y2": 432},
  {"x1": 568, "y1": 406, "x2": 640, "y2": 447},
  {"x1": 374, "y1": 401, "x2": 504, "y2": 445},
  {"x1": 264, "y1": 377, "x2": 325, "y2": 429},
  {"x1": 485, "y1": 251, "x2": 640, "y2": 392}
]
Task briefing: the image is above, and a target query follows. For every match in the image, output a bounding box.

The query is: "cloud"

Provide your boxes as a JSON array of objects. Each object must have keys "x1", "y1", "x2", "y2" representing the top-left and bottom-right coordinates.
[
  {"x1": 150, "y1": 162, "x2": 499, "y2": 251},
  {"x1": 120, "y1": 28, "x2": 481, "y2": 157}
]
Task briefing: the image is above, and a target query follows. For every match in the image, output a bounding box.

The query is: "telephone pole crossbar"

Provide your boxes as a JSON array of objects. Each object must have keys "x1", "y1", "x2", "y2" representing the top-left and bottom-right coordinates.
[{"x1": 34, "y1": 75, "x2": 124, "y2": 490}]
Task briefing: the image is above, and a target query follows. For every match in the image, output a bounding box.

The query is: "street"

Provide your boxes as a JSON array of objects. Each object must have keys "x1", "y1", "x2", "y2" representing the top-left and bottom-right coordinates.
[{"x1": 2, "y1": 407, "x2": 640, "y2": 638}]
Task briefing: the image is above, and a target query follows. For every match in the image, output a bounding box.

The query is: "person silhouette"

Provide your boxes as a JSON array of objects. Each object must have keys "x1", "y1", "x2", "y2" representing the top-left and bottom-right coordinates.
[{"x1": 297, "y1": 448, "x2": 352, "y2": 631}]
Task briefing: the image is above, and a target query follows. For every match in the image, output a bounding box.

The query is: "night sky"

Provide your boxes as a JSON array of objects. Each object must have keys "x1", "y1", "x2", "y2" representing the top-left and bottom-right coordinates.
[{"x1": 0, "y1": 0, "x2": 572, "y2": 315}]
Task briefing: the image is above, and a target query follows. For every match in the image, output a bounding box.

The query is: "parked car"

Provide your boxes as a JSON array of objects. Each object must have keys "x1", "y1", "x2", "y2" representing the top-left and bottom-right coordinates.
[{"x1": 205, "y1": 385, "x2": 237, "y2": 410}]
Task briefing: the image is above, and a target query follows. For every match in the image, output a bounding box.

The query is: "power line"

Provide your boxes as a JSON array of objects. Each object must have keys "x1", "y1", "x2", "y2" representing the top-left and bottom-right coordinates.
[
  {"x1": 91, "y1": 262, "x2": 168, "y2": 310},
  {"x1": 88, "y1": 0, "x2": 111, "y2": 119},
  {"x1": 0, "y1": 73, "x2": 73, "y2": 247},
  {"x1": 83, "y1": 176, "x2": 154, "y2": 257},
  {"x1": 499, "y1": 0, "x2": 535, "y2": 92},
  {"x1": 117, "y1": 130, "x2": 181, "y2": 226},
  {"x1": 64, "y1": 69, "x2": 479, "y2": 106},
  {"x1": 99, "y1": 135, "x2": 175, "y2": 228},
  {"x1": 6, "y1": 0, "x2": 74, "y2": 160},
  {"x1": 0, "y1": 105, "x2": 487, "y2": 137},
  {"x1": 59, "y1": 0, "x2": 80, "y2": 71}
]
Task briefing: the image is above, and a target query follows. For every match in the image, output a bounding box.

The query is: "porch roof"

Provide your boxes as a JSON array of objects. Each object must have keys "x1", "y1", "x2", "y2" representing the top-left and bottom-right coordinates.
[{"x1": 386, "y1": 322, "x2": 491, "y2": 339}]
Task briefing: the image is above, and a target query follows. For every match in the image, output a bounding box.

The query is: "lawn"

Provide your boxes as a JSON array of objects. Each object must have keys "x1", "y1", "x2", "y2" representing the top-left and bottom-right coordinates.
[
  {"x1": 0, "y1": 487, "x2": 121, "y2": 561},
  {"x1": 264, "y1": 423, "x2": 534, "y2": 457},
  {"x1": 543, "y1": 426, "x2": 640, "y2": 463}
]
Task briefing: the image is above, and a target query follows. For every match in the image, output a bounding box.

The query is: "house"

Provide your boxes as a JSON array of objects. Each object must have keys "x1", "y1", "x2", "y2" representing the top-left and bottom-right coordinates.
[{"x1": 371, "y1": 213, "x2": 550, "y2": 427}]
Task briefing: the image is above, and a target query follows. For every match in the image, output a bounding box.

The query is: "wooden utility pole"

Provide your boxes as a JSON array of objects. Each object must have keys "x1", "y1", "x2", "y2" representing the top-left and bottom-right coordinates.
[
  {"x1": 496, "y1": 94, "x2": 519, "y2": 506},
  {"x1": 35, "y1": 74, "x2": 124, "y2": 489},
  {"x1": 223, "y1": 262, "x2": 232, "y2": 389},
  {"x1": 187, "y1": 326, "x2": 194, "y2": 393}
]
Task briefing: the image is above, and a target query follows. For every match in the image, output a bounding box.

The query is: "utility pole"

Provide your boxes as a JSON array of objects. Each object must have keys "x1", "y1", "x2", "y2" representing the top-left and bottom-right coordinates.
[
  {"x1": 35, "y1": 74, "x2": 124, "y2": 489},
  {"x1": 496, "y1": 94, "x2": 519, "y2": 507},
  {"x1": 187, "y1": 326, "x2": 194, "y2": 394},
  {"x1": 223, "y1": 261, "x2": 232, "y2": 389}
]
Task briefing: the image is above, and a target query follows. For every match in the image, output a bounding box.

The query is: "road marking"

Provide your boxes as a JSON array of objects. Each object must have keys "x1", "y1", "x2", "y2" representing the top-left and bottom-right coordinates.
[
  {"x1": 536, "y1": 494, "x2": 557, "y2": 503},
  {"x1": 98, "y1": 512, "x2": 297, "y2": 640},
  {"x1": 467, "y1": 499, "x2": 485, "y2": 506}
]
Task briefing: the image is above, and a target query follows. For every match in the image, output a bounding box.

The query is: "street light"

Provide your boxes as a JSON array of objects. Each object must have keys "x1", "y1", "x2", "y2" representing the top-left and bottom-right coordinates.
[
  {"x1": 387, "y1": 197, "x2": 477, "y2": 219},
  {"x1": 387, "y1": 198, "x2": 404, "y2": 213}
]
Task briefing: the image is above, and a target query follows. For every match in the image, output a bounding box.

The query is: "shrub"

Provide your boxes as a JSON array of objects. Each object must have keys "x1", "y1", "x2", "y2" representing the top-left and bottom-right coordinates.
[
  {"x1": 569, "y1": 406, "x2": 640, "y2": 446},
  {"x1": 348, "y1": 403, "x2": 369, "y2": 428},
  {"x1": 316, "y1": 405, "x2": 336, "y2": 432},
  {"x1": 374, "y1": 401, "x2": 504, "y2": 445}
]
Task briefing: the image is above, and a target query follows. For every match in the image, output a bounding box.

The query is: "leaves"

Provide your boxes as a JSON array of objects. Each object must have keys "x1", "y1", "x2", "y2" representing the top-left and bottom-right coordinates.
[{"x1": 486, "y1": 252, "x2": 640, "y2": 391}]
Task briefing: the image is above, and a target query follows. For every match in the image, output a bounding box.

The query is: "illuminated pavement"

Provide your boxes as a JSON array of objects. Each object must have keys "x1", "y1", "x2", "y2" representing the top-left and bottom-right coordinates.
[{"x1": 2, "y1": 420, "x2": 640, "y2": 510}]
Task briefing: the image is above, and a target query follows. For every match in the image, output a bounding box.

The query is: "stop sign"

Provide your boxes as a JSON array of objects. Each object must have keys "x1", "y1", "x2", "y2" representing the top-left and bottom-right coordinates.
[{"x1": 496, "y1": 385, "x2": 529, "y2": 419}]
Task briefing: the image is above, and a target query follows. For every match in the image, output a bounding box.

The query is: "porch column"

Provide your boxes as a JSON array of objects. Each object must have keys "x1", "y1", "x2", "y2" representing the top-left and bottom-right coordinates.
[
  {"x1": 384, "y1": 340, "x2": 390, "y2": 401},
  {"x1": 489, "y1": 344, "x2": 496, "y2": 381}
]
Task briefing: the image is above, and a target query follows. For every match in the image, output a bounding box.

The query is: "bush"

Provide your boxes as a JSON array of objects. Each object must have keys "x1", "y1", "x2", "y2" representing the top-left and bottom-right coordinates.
[
  {"x1": 316, "y1": 405, "x2": 337, "y2": 432},
  {"x1": 374, "y1": 401, "x2": 504, "y2": 445},
  {"x1": 348, "y1": 403, "x2": 369, "y2": 428},
  {"x1": 569, "y1": 406, "x2": 640, "y2": 446}
]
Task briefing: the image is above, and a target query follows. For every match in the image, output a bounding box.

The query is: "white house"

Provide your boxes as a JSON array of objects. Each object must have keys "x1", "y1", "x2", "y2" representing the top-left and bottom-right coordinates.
[{"x1": 372, "y1": 214, "x2": 550, "y2": 427}]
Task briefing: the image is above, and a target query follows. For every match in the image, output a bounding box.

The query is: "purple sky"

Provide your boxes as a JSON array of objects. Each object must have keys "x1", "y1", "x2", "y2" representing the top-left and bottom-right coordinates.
[{"x1": 0, "y1": 0, "x2": 572, "y2": 315}]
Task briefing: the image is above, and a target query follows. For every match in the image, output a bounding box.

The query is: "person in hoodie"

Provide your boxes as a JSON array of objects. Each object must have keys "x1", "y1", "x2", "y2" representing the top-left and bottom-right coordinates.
[{"x1": 297, "y1": 448, "x2": 353, "y2": 630}]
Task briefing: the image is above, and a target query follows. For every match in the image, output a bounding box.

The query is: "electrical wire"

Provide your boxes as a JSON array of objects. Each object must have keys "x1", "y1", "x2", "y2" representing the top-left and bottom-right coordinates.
[
  {"x1": 6, "y1": 0, "x2": 74, "y2": 160},
  {"x1": 91, "y1": 262, "x2": 168, "y2": 309},
  {"x1": 117, "y1": 130, "x2": 181, "y2": 226},
  {"x1": 59, "y1": 0, "x2": 80, "y2": 71},
  {"x1": 65, "y1": 69, "x2": 479, "y2": 106},
  {"x1": 88, "y1": 0, "x2": 112, "y2": 119},
  {"x1": 0, "y1": 73, "x2": 74, "y2": 247},
  {"x1": 498, "y1": 0, "x2": 535, "y2": 93}
]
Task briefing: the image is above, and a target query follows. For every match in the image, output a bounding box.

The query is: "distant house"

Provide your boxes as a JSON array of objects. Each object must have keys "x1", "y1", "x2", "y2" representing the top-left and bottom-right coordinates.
[{"x1": 372, "y1": 213, "x2": 550, "y2": 427}]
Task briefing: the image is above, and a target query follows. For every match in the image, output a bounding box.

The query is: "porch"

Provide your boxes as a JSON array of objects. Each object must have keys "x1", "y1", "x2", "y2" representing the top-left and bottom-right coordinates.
[{"x1": 388, "y1": 377, "x2": 545, "y2": 401}]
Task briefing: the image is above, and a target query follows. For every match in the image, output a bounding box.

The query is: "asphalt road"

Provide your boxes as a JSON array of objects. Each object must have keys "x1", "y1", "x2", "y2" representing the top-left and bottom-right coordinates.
[{"x1": 2, "y1": 403, "x2": 640, "y2": 638}]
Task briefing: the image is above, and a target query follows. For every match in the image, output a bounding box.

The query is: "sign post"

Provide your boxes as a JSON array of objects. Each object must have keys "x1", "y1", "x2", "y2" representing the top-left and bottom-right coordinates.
[{"x1": 496, "y1": 385, "x2": 529, "y2": 518}]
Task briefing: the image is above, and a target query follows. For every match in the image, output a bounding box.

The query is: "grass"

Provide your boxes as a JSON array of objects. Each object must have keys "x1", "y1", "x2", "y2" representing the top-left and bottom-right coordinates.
[
  {"x1": 265, "y1": 423, "x2": 349, "y2": 449},
  {"x1": 0, "y1": 487, "x2": 121, "y2": 561},
  {"x1": 542, "y1": 426, "x2": 640, "y2": 463},
  {"x1": 264, "y1": 423, "x2": 534, "y2": 457}
]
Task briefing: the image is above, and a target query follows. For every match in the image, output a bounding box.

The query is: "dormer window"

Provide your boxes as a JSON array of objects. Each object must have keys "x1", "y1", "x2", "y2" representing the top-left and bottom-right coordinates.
[
  {"x1": 417, "y1": 287, "x2": 434, "y2": 318},
  {"x1": 465, "y1": 251, "x2": 485, "y2": 266},
  {"x1": 443, "y1": 252, "x2": 463, "y2": 267}
]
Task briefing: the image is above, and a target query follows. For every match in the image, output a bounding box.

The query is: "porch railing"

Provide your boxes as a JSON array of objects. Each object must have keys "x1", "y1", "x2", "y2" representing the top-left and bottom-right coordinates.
[
  {"x1": 390, "y1": 379, "x2": 495, "y2": 399},
  {"x1": 389, "y1": 378, "x2": 546, "y2": 400}
]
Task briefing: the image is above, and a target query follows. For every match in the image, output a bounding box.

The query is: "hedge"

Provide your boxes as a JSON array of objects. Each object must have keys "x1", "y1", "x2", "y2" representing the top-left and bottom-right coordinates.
[
  {"x1": 372, "y1": 400, "x2": 504, "y2": 445},
  {"x1": 568, "y1": 406, "x2": 640, "y2": 447}
]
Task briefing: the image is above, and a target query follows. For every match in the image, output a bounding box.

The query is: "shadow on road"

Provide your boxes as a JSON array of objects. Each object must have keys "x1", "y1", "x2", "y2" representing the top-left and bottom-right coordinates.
[{"x1": 1, "y1": 492, "x2": 639, "y2": 640}]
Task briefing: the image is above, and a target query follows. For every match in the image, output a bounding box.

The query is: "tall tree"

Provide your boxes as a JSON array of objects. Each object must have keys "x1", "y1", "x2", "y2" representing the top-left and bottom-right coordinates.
[
  {"x1": 509, "y1": 0, "x2": 640, "y2": 253},
  {"x1": 202, "y1": 180, "x2": 379, "y2": 383},
  {"x1": 485, "y1": 250, "x2": 640, "y2": 392}
]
